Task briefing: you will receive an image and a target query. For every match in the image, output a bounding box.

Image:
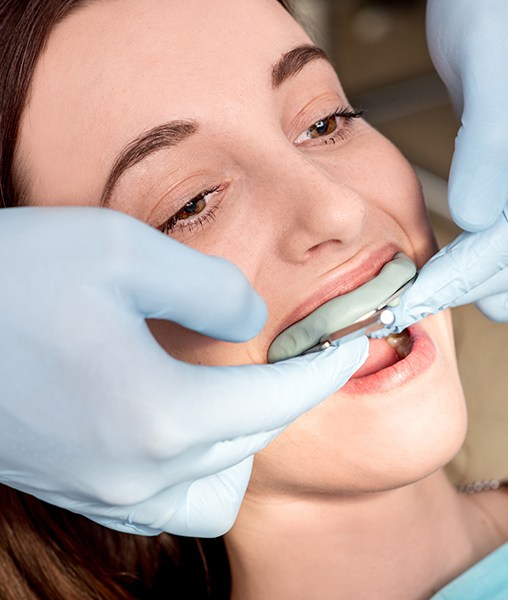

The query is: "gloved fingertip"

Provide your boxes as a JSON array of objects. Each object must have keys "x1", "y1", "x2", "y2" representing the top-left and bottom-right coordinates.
[
  {"x1": 344, "y1": 335, "x2": 370, "y2": 365},
  {"x1": 449, "y1": 197, "x2": 500, "y2": 233},
  {"x1": 449, "y1": 160, "x2": 508, "y2": 232},
  {"x1": 476, "y1": 294, "x2": 508, "y2": 323},
  {"x1": 232, "y1": 289, "x2": 269, "y2": 342},
  {"x1": 204, "y1": 257, "x2": 269, "y2": 342},
  {"x1": 274, "y1": 335, "x2": 368, "y2": 383},
  {"x1": 322, "y1": 336, "x2": 369, "y2": 373}
]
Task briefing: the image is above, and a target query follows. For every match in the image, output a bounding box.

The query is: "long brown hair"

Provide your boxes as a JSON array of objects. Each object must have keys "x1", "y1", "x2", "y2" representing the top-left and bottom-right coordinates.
[
  {"x1": 0, "y1": 0, "x2": 291, "y2": 597},
  {"x1": 0, "y1": 486, "x2": 228, "y2": 599}
]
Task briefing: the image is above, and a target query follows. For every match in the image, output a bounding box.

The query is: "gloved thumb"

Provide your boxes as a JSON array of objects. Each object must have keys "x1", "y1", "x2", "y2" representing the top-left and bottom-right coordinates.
[{"x1": 449, "y1": 123, "x2": 508, "y2": 232}]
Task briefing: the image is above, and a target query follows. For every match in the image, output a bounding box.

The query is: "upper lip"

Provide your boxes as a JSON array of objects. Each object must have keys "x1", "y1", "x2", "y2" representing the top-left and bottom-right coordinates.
[{"x1": 274, "y1": 244, "x2": 404, "y2": 337}]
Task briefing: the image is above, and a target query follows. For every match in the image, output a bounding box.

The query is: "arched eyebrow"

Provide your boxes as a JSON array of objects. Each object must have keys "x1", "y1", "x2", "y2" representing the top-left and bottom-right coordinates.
[
  {"x1": 100, "y1": 121, "x2": 197, "y2": 207},
  {"x1": 100, "y1": 44, "x2": 331, "y2": 207},
  {"x1": 271, "y1": 44, "x2": 330, "y2": 88}
]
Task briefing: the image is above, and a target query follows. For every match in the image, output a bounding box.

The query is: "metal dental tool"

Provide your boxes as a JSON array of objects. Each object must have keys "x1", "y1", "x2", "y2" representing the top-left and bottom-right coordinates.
[
  {"x1": 268, "y1": 253, "x2": 418, "y2": 363},
  {"x1": 301, "y1": 275, "x2": 417, "y2": 355}
]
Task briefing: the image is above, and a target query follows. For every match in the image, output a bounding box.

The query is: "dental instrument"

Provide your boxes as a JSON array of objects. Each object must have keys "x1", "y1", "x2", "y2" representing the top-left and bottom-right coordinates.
[
  {"x1": 301, "y1": 275, "x2": 416, "y2": 355},
  {"x1": 302, "y1": 308, "x2": 395, "y2": 354},
  {"x1": 268, "y1": 253, "x2": 417, "y2": 363}
]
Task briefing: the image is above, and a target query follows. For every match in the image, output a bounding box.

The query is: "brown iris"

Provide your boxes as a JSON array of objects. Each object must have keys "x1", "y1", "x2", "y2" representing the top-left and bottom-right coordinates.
[
  {"x1": 308, "y1": 115, "x2": 337, "y2": 139},
  {"x1": 174, "y1": 196, "x2": 207, "y2": 220}
]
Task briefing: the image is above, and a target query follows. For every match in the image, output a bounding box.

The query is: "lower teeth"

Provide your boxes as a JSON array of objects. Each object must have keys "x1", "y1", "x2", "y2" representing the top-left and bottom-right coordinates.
[{"x1": 385, "y1": 329, "x2": 412, "y2": 359}]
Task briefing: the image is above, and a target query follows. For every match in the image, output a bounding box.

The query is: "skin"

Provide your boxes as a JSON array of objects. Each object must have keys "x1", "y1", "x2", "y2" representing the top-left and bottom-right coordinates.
[{"x1": 16, "y1": 0, "x2": 508, "y2": 597}]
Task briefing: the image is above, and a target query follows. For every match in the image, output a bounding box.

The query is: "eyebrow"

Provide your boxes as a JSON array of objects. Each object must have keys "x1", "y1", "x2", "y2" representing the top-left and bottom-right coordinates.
[
  {"x1": 271, "y1": 44, "x2": 330, "y2": 88},
  {"x1": 100, "y1": 44, "x2": 330, "y2": 206},
  {"x1": 100, "y1": 121, "x2": 197, "y2": 206}
]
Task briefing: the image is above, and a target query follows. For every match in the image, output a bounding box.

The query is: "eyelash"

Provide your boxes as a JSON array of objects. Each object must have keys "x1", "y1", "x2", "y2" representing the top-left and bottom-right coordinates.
[
  {"x1": 157, "y1": 184, "x2": 223, "y2": 236},
  {"x1": 295, "y1": 106, "x2": 364, "y2": 146},
  {"x1": 157, "y1": 106, "x2": 364, "y2": 236}
]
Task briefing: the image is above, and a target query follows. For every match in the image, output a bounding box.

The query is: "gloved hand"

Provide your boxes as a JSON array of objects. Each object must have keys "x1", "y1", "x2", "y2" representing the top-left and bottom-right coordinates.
[
  {"x1": 426, "y1": 0, "x2": 508, "y2": 320},
  {"x1": 0, "y1": 207, "x2": 368, "y2": 537},
  {"x1": 390, "y1": 208, "x2": 508, "y2": 330},
  {"x1": 427, "y1": 0, "x2": 508, "y2": 233}
]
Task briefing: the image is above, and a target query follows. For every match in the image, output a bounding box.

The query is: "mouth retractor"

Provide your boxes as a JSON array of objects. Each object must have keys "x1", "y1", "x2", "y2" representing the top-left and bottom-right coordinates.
[{"x1": 267, "y1": 253, "x2": 417, "y2": 363}]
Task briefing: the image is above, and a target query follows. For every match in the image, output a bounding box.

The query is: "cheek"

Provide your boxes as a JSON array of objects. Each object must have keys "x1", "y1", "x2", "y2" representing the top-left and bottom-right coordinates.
[
  {"x1": 147, "y1": 319, "x2": 258, "y2": 366},
  {"x1": 347, "y1": 130, "x2": 437, "y2": 265}
]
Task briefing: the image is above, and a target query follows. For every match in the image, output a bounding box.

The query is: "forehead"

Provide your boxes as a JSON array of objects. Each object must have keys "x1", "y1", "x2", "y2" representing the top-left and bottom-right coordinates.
[{"x1": 19, "y1": 0, "x2": 310, "y2": 203}]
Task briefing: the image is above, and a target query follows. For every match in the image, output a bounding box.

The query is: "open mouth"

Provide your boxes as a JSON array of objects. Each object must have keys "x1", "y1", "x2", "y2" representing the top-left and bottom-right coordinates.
[
  {"x1": 385, "y1": 328, "x2": 412, "y2": 359},
  {"x1": 343, "y1": 321, "x2": 436, "y2": 394},
  {"x1": 353, "y1": 328, "x2": 413, "y2": 378},
  {"x1": 268, "y1": 253, "x2": 417, "y2": 363}
]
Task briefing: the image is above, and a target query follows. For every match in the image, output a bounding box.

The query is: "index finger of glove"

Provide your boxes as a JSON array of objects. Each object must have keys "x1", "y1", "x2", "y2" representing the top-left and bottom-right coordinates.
[
  {"x1": 105, "y1": 212, "x2": 267, "y2": 342},
  {"x1": 178, "y1": 336, "x2": 368, "y2": 442}
]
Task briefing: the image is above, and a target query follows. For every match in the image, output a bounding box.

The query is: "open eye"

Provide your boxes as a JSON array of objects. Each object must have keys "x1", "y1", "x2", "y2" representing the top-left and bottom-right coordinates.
[
  {"x1": 295, "y1": 106, "x2": 363, "y2": 146},
  {"x1": 173, "y1": 193, "x2": 208, "y2": 221},
  {"x1": 307, "y1": 115, "x2": 338, "y2": 139},
  {"x1": 157, "y1": 185, "x2": 223, "y2": 236}
]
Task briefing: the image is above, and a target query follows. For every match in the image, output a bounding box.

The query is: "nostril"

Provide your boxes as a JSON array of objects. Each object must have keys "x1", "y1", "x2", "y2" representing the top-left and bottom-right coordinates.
[{"x1": 307, "y1": 239, "x2": 343, "y2": 256}]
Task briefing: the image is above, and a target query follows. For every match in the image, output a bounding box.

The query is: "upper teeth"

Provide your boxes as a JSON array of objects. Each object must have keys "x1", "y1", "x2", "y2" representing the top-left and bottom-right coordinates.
[{"x1": 268, "y1": 253, "x2": 417, "y2": 363}]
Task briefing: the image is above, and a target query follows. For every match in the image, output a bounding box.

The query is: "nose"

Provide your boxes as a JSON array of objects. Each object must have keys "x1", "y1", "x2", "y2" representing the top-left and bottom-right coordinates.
[{"x1": 264, "y1": 149, "x2": 368, "y2": 264}]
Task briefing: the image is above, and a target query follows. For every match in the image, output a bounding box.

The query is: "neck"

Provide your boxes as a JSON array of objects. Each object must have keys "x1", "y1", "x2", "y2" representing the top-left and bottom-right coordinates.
[{"x1": 225, "y1": 471, "x2": 502, "y2": 600}]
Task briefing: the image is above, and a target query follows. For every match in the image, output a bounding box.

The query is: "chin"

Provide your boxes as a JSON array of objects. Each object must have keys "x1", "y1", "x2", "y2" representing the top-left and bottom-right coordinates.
[{"x1": 251, "y1": 312, "x2": 468, "y2": 497}]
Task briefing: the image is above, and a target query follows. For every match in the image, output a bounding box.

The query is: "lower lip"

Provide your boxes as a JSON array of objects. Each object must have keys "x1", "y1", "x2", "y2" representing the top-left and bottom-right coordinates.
[{"x1": 342, "y1": 324, "x2": 436, "y2": 395}]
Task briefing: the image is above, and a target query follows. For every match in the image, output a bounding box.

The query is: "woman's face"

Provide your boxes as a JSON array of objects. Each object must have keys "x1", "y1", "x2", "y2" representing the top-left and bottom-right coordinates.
[{"x1": 18, "y1": 0, "x2": 466, "y2": 495}]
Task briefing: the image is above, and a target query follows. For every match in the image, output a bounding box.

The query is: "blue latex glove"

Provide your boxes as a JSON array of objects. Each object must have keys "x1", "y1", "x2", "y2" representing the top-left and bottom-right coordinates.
[
  {"x1": 426, "y1": 0, "x2": 508, "y2": 320},
  {"x1": 390, "y1": 208, "x2": 508, "y2": 331},
  {"x1": 0, "y1": 207, "x2": 368, "y2": 537},
  {"x1": 427, "y1": 0, "x2": 508, "y2": 233}
]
